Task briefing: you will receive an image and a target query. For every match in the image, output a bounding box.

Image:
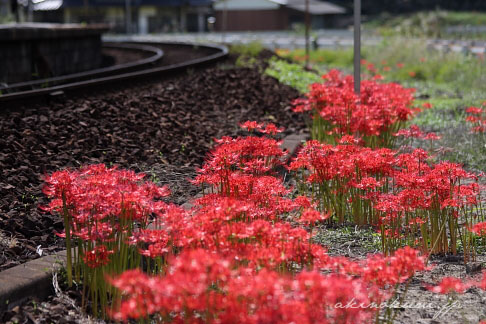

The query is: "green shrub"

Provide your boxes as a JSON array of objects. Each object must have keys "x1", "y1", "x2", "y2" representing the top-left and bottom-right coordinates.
[
  {"x1": 277, "y1": 48, "x2": 354, "y2": 68},
  {"x1": 230, "y1": 41, "x2": 265, "y2": 68},
  {"x1": 264, "y1": 57, "x2": 321, "y2": 93},
  {"x1": 366, "y1": 11, "x2": 486, "y2": 38},
  {"x1": 361, "y1": 38, "x2": 486, "y2": 93},
  {"x1": 230, "y1": 41, "x2": 264, "y2": 58}
]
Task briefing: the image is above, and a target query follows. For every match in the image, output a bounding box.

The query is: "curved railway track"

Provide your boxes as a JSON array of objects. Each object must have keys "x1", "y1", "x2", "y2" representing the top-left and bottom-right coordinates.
[{"x1": 0, "y1": 41, "x2": 228, "y2": 104}]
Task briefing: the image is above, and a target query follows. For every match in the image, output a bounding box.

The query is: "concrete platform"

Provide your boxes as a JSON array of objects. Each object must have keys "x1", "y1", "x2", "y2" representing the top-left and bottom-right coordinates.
[{"x1": 0, "y1": 23, "x2": 108, "y2": 84}]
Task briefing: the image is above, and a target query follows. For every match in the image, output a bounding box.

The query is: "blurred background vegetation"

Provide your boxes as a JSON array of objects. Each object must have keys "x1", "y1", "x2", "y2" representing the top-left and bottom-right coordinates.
[{"x1": 226, "y1": 32, "x2": 486, "y2": 172}]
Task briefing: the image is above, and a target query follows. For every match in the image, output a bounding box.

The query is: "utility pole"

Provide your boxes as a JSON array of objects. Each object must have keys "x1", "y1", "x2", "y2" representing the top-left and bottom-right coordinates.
[
  {"x1": 305, "y1": 0, "x2": 310, "y2": 69},
  {"x1": 222, "y1": 0, "x2": 227, "y2": 43},
  {"x1": 125, "y1": 0, "x2": 131, "y2": 34},
  {"x1": 353, "y1": 0, "x2": 361, "y2": 94},
  {"x1": 10, "y1": 0, "x2": 19, "y2": 23},
  {"x1": 27, "y1": 0, "x2": 33, "y2": 22}
]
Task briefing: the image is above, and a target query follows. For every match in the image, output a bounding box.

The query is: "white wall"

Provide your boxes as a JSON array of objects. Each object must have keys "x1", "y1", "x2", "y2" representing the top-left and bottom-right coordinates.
[
  {"x1": 213, "y1": 0, "x2": 279, "y2": 11},
  {"x1": 138, "y1": 6, "x2": 156, "y2": 34}
]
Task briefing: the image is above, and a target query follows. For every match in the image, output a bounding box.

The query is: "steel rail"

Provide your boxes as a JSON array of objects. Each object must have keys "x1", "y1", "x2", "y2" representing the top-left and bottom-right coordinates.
[
  {"x1": 0, "y1": 41, "x2": 228, "y2": 104},
  {"x1": 1, "y1": 43, "x2": 164, "y2": 94}
]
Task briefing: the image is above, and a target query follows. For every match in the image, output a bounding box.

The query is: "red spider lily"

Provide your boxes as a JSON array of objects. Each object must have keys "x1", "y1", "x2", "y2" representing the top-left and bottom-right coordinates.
[
  {"x1": 465, "y1": 105, "x2": 486, "y2": 133},
  {"x1": 42, "y1": 154, "x2": 435, "y2": 323},
  {"x1": 43, "y1": 164, "x2": 172, "y2": 317},
  {"x1": 423, "y1": 132, "x2": 441, "y2": 141},
  {"x1": 298, "y1": 208, "x2": 330, "y2": 225},
  {"x1": 259, "y1": 122, "x2": 285, "y2": 135},
  {"x1": 83, "y1": 245, "x2": 114, "y2": 268},
  {"x1": 291, "y1": 138, "x2": 483, "y2": 255},
  {"x1": 43, "y1": 164, "x2": 170, "y2": 228},
  {"x1": 393, "y1": 125, "x2": 424, "y2": 138},
  {"x1": 130, "y1": 229, "x2": 171, "y2": 258},
  {"x1": 193, "y1": 175, "x2": 295, "y2": 220},
  {"x1": 292, "y1": 69, "x2": 418, "y2": 147},
  {"x1": 240, "y1": 121, "x2": 285, "y2": 135},
  {"x1": 476, "y1": 271, "x2": 486, "y2": 290},
  {"x1": 393, "y1": 125, "x2": 441, "y2": 141},
  {"x1": 192, "y1": 135, "x2": 285, "y2": 190},
  {"x1": 165, "y1": 204, "x2": 327, "y2": 268},
  {"x1": 110, "y1": 248, "x2": 426, "y2": 323},
  {"x1": 466, "y1": 106, "x2": 483, "y2": 115},
  {"x1": 469, "y1": 222, "x2": 486, "y2": 236},
  {"x1": 366, "y1": 63, "x2": 377, "y2": 74},
  {"x1": 427, "y1": 277, "x2": 471, "y2": 294},
  {"x1": 45, "y1": 125, "x2": 446, "y2": 322},
  {"x1": 294, "y1": 195, "x2": 315, "y2": 209},
  {"x1": 360, "y1": 246, "x2": 429, "y2": 288},
  {"x1": 289, "y1": 140, "x2": 396, "y2": 224},
  {"x1": 240, "y1": 120, "x2": 263, "y2": 132}
]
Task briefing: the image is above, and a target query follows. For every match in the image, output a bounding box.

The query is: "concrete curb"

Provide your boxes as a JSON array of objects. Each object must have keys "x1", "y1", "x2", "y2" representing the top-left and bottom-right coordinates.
[
  {"x1": 0, "y1": 250, "x2": 66, "y2": 314},
  {"x1": 0, "y1": 133, "x2": 309, "y2": 315},
  {"x1": 280, "y1": 133, "x2": 309, "y2": 164}
]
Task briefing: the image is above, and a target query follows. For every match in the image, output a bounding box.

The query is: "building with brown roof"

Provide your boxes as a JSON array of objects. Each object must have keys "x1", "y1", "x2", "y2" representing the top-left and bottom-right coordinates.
[{"x1": 213, "y1": 0, "x2": 345, "y2": 31}]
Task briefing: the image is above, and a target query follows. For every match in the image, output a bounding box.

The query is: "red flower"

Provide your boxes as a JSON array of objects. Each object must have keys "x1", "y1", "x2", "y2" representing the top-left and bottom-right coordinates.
[
  {"x1": 469, "y1": 222, "x2": 486, "y2": 236},
  {"x1": 427, "y1": 277, "x2": 470, "y2": 294},
  {"x1": 240, "y1": 121, "x2": 285, "y2": 135},
  {"x1": 292, "y1": 69, "x2": 417, "y2": 146},
  {"x1": 83, "y1": 245, "x2": 114, "y2": 268},
  {"x1": 299, "y1": 208, "x2": 330, "y2": 225}
]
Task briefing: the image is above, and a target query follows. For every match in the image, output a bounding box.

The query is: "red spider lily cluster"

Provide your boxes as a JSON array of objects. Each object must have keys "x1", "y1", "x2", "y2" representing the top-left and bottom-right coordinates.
[
  {"x1": 470, "y1": 222, "x2": 486, "y2": 236},
  {"x1": 110, "y1": 247, "x2": 428, "y2": 323},
  {"x1": 393, "y1": 124, "x2": 441, "y2": 141},
  {"x1": 108, "y1": 122, "x2": 429, "y2": 322},
  {"x1": 292, "y1": 69, "x2": 419, "y2": 147},
  {"x1": 427, "y1": 277, "x2": 471, "y2": 294},
  {"x1": 43, "y1": 122, "x2": 432, "y2": 322},
  {"x1": 240, "y1": 121, "x2": 285, "y2": 135},
  {"x1": 289, "y1": 140, "x2": 485, "y2": 257},
  {"x1": 427, "y1": 271, "x2": 486, "y2": 298},
  {"x1": 465, "y1": 103, "x2": 486, "y2": 133},
  {"x1": 42, "y1": 164, "x2": 171, "y2": 317},
  {"x1": 288, "y1": 66, "x2": 486, "y2": 259}
]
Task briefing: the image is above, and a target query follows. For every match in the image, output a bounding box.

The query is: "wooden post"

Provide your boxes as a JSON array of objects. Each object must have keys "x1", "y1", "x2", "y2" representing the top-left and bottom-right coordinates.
[{"x1": 353, "y1": 0, "x2": 361, "y2": 94}]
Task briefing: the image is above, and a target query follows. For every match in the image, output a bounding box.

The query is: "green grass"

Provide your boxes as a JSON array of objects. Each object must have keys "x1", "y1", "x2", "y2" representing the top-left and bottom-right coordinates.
[
  {"x1": 394, "y1": 82, "x2": 486, "y2": 171},
  {"x1": 396, "y1": 87, "x2": 486, "y2": 172},
  {"x1": 366, "y1": 10, "x2": 486, "y2": 38},
  {"x1": 283, "y1": 37, "x2": 486, "y2": 94},
  {"x1": 230, "y1": 41, "x2": 265, "y2": 68},
  {"x1": 364, "y1": 38, "x2": 486, "y2": 92},
  {"x1": 279, "y1": 39, "x2": 486, "y2": 171},
  {"x1": 276, "y1": 48, "x2": 355, "y2": 69},
  {"x1": 229, "y1": 41, "x2": 265, "y2": 58},
  {"x1": 312, "y1": 225, "x2": 381, "y2": 257},
  {"x1": 264, "y1": 57, "x2": 321, "y2": 93},
  {"x1": 413, "y1": 97, "x2": 470, "y2": 130}
]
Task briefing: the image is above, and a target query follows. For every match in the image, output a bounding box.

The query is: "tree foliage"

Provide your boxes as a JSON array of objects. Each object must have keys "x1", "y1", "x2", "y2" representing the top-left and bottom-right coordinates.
[{"x1": 328, "y1": 0, "x2": 486, "y2": 15}]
